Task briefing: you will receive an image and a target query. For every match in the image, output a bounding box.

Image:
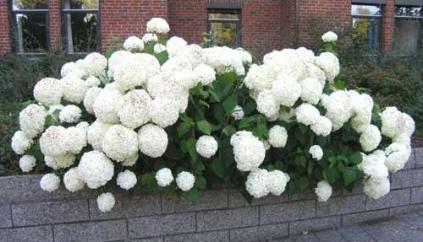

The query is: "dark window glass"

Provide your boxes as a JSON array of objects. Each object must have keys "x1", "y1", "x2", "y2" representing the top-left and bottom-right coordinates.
[
  {"x1": 393, "y1": 6, "x2": 422, "y2": 56},
  {"x1": 208, "y1": 9, "x2": 240, "y2": 48},
  {"x1": 62, "y1": 0, "x2": 99, "y2": 53},
  {"x1": 351, "y1": 4, "x2": 383, "y2": 54}
]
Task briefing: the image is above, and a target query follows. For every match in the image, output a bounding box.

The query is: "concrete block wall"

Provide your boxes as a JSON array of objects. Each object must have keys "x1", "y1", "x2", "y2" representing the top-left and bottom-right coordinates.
[{"x1": 1, "y1": 147, "x2": 423, "y2": 242}]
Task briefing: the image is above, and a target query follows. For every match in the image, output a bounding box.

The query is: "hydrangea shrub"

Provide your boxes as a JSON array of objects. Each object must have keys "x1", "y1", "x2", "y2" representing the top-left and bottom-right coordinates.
[{"x1": 11, "y1": 19, "x2": 415, "y2": 212}]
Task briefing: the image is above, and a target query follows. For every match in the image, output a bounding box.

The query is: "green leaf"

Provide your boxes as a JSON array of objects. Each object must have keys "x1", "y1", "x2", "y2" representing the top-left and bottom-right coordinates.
[
  {"x1": 333, "y1": 80, "x2": 346, "y2": 90},
  {"x1": 323, "y1": 167, "x2": 340, "y2": 183},
  {"x1": 183, "y1": 189, "x2": 199, "y2": 202},
  {"x1": 295, "y1": 155, "x2": 307, "y2": 168},
  {"x1": 222, "y1": 125, "x2": 236, "y2": 136},
  {"x1": 141, "y1": 172, "x2": 159, "y2": 192},
  {"x1": 298, "y1": 176, "x2": 309, "y2": 191},
  {"x1": 196, "y1": 176, "x2": 207, "y2": 190},
  {"x1": 211, "y1": 158, "x2": 226, "y2": 179},
  {"x1": 222, "y1": 94, "x2": 238, "y2": 114},
  {"x1": 155, "y1": 51, "x2": 169, "y2": 65},
  {"x1": 197, "y1": 120, "x2": 212, "y2": 135},
  {"x1": 182, "y1": 138, "x2": 197, "y2": 161},
  {"x1": 253, "y1": 115, "x2": 268, "y2": 139},
  {"x1": 177, "y1": 122, "x2": 193, "y2": 137},
  {"x1": 341, "y1": 167, "x2": 359, "y2": 186},
  {"x1": 348, "y1": 152, "x2": 363, "y2": 165},
  {"x1": 239, "y1": 116, "x2": 256, "y2": 129}
]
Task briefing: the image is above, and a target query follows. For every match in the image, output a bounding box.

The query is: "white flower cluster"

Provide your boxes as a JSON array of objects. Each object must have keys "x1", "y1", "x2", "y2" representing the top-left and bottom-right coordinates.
[
  {"x1": 146, "y1": 17, "x2": 170, "y2": 34},
  {"x1": 321, "y1": 31, "x2": 338, "y2": 42},
  {"x1": 315, "y1": 181, "x2": 332, "y2": 202},
  {"x1": 196, "y1": 135, "x2": 218, "y2": 158},
  {"x1": 230, "y1": 131, "x2": 266, "y2": 172},
  {"x1": 245, "y1": 168, "x2": 290, "y2": 198}
]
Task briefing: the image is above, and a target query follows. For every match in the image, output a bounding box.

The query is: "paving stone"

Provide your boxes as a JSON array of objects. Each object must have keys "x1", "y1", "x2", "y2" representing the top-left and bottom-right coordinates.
[
  {"x1": 164, "y1": 231, "x2": 229, "y2": 242},
  {"x1": 0, "y1": 225, "x2": 53, "y2": 242},
  {"x1": 0, "y1": 175, "x2": 50, "y2": 204},
  {"x1": 54, "y1": 220, "x2": 127, "y2": 242},
  {"x1": 0, "y1": 205, "x2": 11, "y2": 228},
  {"x1": 228, "y1": 190, "x2": 288, "y2": 208},
  {"x1": 411, "y1": 186, "x2": 423, "y2": 204},
  {"x1": 343, "y1": 184, "x2": 364, "y2": 195},
  {"x1": 413, "y1": 169, "x2": 423, "y2": 187},
  {"x1": 128, "y1": 213, "x2": 195, "y2": 238},
  {"x1": 403, "y1": 150, "x2": 416, "y2": 170},
  {"x1": 395, "y1": 212, "x2": 423, "y2": 229},
  {"x1": 342, "y1": 209, "x2": 389, "y2": 226},
  {"x1": 336, "y1": 225, "x2": 376, "y2": 242},
  {"x1": 260, "y1": 200, "x2": 315, "y2": 225},
  {"x1": 289, "y1": 216, "x2": 341, "y2": 235},
  {"x1": 130, "y1": 238, "x2": 163, "y2": 242},
  {"x1": 316, "y1": 195, "x2": 366, "y2": 217},
  {"x1": 414, "y1": 148, "x2": 423, "y2": 168},
  {"x1": 12, "y1": 199, "x2": 89, "y2": 226},
  {"x1": 366, "y1": 189, "x2": 410, "y2": 210},
  {"x1": 314, "y1": 230, "x2": 346, "y2": 242},
  {"x1": 274, "y1": 233, "x2": 320, "y2": 242},
  {"x1": 229, "y1": 223, "x2": 288, "y2": 242},
  {"x1": 162, "y1": 190, "x2": 228, "y2": 213},
  {"x1": 197, "y1": 207, "x2": 258, "y2": 231},
  {"x1": 389, "y1": 203, "x2": 423, "y2": 216},
  {"x1": 89, "y1": 194, "x2": 161, "y2": 220},
  {"x1": 361, "y1": 218, "x2": 423, "y2": 242},
  {"x1": 390, "y1": 170, "x2": 415, "y2": 189}
]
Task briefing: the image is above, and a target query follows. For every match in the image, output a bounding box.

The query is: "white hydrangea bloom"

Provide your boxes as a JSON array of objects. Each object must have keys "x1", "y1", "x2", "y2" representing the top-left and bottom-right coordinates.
[
  {"x1": 61, "y1": 75, "x2": 89, "y2": 103},
  {"x1": 359, "y1": 125, "x2": 381, "y2": 152},
  {"x1": 194, "y1": 64, "x2": 216, "y2": 86},
  {"x1": 63, "y1": 168, "x2": 85, "y2": 192},
  {"x1": 311, "y1": 116, "x2": 332, "y2": 137},
  {"x1": 244, "y1": 64, "x2": 275, "y2": 92},
  {"x1": 176, "y1": 171, "x2": 195, "y2": 192},
  {"x1": 315, "y1": 180, "x2": 332, "y2": 202},
  {"x1": 166, "y1": 36, "x2": 187, "y2": 57},
  {"x1": 232, "y1": 105, "x2": 244, "y2": 120},
  {"x1": 271, "y1": 76, "x2": 302, "y2": 107},
  {"x1": 309, "y1": 145, "x2": 323, "y2": 160},
  {"x1": 322, "y1": 91, "x2": 353, "y2": 131},
  {"x1": 39, "y1": 126, "x2": 68, "y2": 156},
  {"x1": 19, "y1": 155, "x2": 36, "y2": 173},
  {"x1": 399, "y1": 113, "x2": 415, "y2": 137},
  {"x1": 83, "y1": 86, "x2": 101, "y2": 114},
  {"x1": 87, "y1": 120, "x2": 111, "y2": 151},
  {"x1": 33, "y1": 78, "x2": 63, "y2": 105},
  {"x1": 203, "y1": 46, "x2": 246, "y2": 75},
  {"x1": 295, "y1": 103, "x2": 320, "y2": 126},
  {"x1": 123, "y1": 36, "x2": 144, "y2": 51},
  {"x1": 138, "y1": 124, "x2": 168, "y2": 158},
  {"x1": 77, "y1": 151, "x2": 114, "y2": 189},
  {"x1": 161, "y1": 55, "x2": 193, "y2": 73},
  {"x1": 256, "y1": 90, "x2": 280, "y2": 119},
  {"x1": 11, "y1": 131, "x2": 33, "y2": 155},
  {"x1": 97, "y1": 192, "x2": 115, "y2": 213},
  {"x1": 230, "y1": 131, "x2": 266, "y2": 172},
  {"x1": 268, "y1": 125, "x2": 288, "y2": 148},
  {"x1": 171, "y1": 70, "x2": 199, "y2": 90},
  {"x1": 314, "y1": 52, "x2": 340, "y2": 82},
  {"x1": 381, "y1": 107, "x2": 402, "y2": 138},
  {"x1": 93, "y1": 87, "x2": 123, "y2": 124},
  {"x1": 155, "y1": 168, "x2": 174, "y2": 187},
  {"x1": 102, "y1": 125, "x2": 139, "y2": 162},
  {"x1": 142, "y1": 33, "x2": 158, "y2": 43},
  {"x1": 108, "y1": 50, "x2": 132, "y2": 76},
  {"x1": 385, "y1": 143, "x2": 410, "y2": 172},
  {"x1": 19, "y1": 104, "x2": 46, "y2": 138},
  {"x1": 364, "y1": 176, "x2": 390, "y2": 200},
  {"x1": 236, "y1": 47, "x2": 253, "y2": 64},
  {"x1": 350, "y1": 93, "x2": 374, "y2": 133},
  {"x1": 267, "y1": 170, "x2": 290, "y2": 196},
  {"x1": 116, "y1": 170, "x2": 137, "y2": 190},
  {"x1": 299, "y1": 77, "x2": 323, "y2": 104},
  {"x1": 66, "y1": 126, "x2": 87, "y2": 154},
  {"x1": 121, "y1": 153, "x2": 138, "y2": 167},
  {"x1": 59, "y1": 105, "x2": 81, "y2": 123},
  {"x1": 359, "y1": 150, "x2": 389, "y2": 178},
  {"x1": 150, "y1": 97, "x2": 180, "y2": 128},
  {"x1": 154, "y1": 43, "x2": 166, "y2": 53},
  {"x1": 245, "y1": 168, "x2": 269, "y2": 198},
  {"x1": 321, "y1": 31, "x2": 338, "y2": 42},
  {"x1": 196, "y1": 135, "x2": 218, "y2": 158},
  {"x1": 61, "y1": 62, "x2": 77, "y2": 78},
  {"x1": 118, "y1": 89, "x2": 152, "y2": 129},
  {"x1": 40, "y1": 173, "x2": 60, "y2": 192},
  {"x1": 85, "y1": 76, "x2": 101, "y2": 87},
  {"x1": 45, "y1": 154, "x2": 76, "y2": 170},
  {"x1": 84, "y1": 52, "x2": 107, "y2": 77},
  {"x1": 146, "y1": 17, "x2": 170, "y2": 34}
]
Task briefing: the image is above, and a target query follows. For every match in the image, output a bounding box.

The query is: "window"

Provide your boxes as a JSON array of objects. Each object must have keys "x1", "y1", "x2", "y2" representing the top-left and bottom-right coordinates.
[
  {"x1": 62, "y1": 0, "x2": 99, "y2": 53},
  {"x1": 9, "y1": 0, "x2": 49, "y2": 53},
  {"x1": 393, "y1": 6, "x2": 422, "y2": 56},
  {"x1": 351, "y1": 4, "x2": 383, "y2": 53},
  {"x1": 208, "y1": 9, "x2": 240, "y2": 48}
]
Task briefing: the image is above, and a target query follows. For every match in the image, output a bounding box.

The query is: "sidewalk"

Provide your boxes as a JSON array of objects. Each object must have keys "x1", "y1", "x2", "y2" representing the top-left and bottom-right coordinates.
[{"x1": 276, "y1": 210, "x2": 423, "y2": 242}]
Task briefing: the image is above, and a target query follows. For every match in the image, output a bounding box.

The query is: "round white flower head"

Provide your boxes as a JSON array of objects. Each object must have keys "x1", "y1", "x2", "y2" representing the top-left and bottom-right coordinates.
[
  {"x1": 314, "y1": 52, "x2": 340, "y2": 82},
  {"x1": 267, "y1": 170, "x2": 290, "y2": 196},
  {"x1": 93, "y1": 87, "x2": 123, "y2": 124},
  {"x1": 359, "y1": 125, "x2": 381, "y2": 152},
  {"x1": 77, "y1": 151, "x2": 114, "y2": 189},
  {"x1": 142, "y1": 33, "x2": 158, "y2": 43},
  {"x1": 97, "y1": 192, "x2": 115, "y2": 213},
  {"x1": 66, "y1": 126, "x2": 88, "y2": 154},
  {"x1": 359, "y1": 150, "x2": 388, "y2": 178},
  {"x1": 232, "y1": 105, "x2": 244, "y2": 120},
  {"x1": 138, "y1": 124, "x2": 168, "y2": 158},
  {"x1": 381, "y1": 107, "x2": 403, "y2": 138},
  {"x1": 146, "y1": 17, "x2": 170, "y2": 34},
  {"x1": 243, "y1": 64, "x2": 274, "y2": 92},
  {"x1": 155, "y1": 168, "x2": 174, "y2": 187},
  {"x1": 123, "y1": 36, "x2": 144, "y2": 51},
  {"x1": 309, "y1": 145, "x2": 323, "y2": 160},
  {"x1": 118, "y1": 89, "x2": 152, "y2": 129},
  {"x1": 364, "y1": 176, "x2": 390, "y2": 200},
  {"x1": 19, "y1": 104, "x2": 47, "y2": 138},
  {"x1": 399, "y1": 113, "x2": 415, "y2": 137},
  {"x1": 33, "y1": 78, "x2": 63, "y2": 106},
  {"x1": 196, "y1": 135, "x2": 218, "y2": 158},
  {"x1": 11, "y1": 131, "x2": 33, "y2": 155},
  {"x1": 83, "y1": 86, "x2": 102, "y2": 114},
  {"x1": 61, "y1": 62, "x2": 77, "y2": 77},
  {"x1": 19, "y1": 155, "x2": 36, "y2": 172},
  {"x1": 203, "y1": 46, "x2": 246, "y2": 75},
  {"x1": 150, "y1": 97, "x2": 180, "y2": 128},
  {"x1": 268, "y1": 125, "x2": 288, "y2": 148},
  {"x1": 85, "y1": 76, "x2": 101, "y2": 87},
  {"x1": 295, "y1": 103, "x2": 320, "y2": 126},
  {"x1": 176, "y1": 171, "x2": 195, "y2": 192},
  {"x1": 311, "y1": 116, "x2": 332, "y2": 137},
  {"x1": 121, "y1": 153, "x2": 139, "y2": 167},
  {"x1": 61, "y1": 75, "x2": 89, "y2": 103},
  {"x1": 350, "y1": 93, "x2": 374, "y2": 133},
  {"x1": 59, "y1": 105, "x2": 81, "y2": 123},
  {"x1": 116, "y1": 170, "x2": 137, "y2": 190},
  {"x1": 385, "y1": 143, "x2": 410, "y2": 172},
  {"x1": 256, "y1": 90, "x2": 280, "y2": 119},
  {"x1": 322, "y1": 91, "x2": 353, "y2": 130},
  {"x1": 315, "y1": 180, "x2": 332, "y2": 202},
  {"x1": 39, "y1": 126, "x2": 68, "y2": 156},
  {"x1": 44, "y1": 154, "x2": 76, "y2": 170},
  {"x1": 271, "y1": 76, "x2": 302, "y2": 107},
  {"x1": 230, "y1": 131, "x2": 266, "y2": 172},
  {"x1": 84, "y1": 52, "x2": 107, "y2": 77},
  {"x1": 63, "y1": 167, "x2": 85, "y2": 192},
  {"x1": 87, "y1": 120, "x2": 111, "y2": 151},
  {"x1": 194, "y1": 64, "x2": 216, "y2": 86},
  {"x1": 169, "y1": 70, "x2": 199, "y2": 91},
  {"x1": 40, "y1": 173, "x2": 60, "y2": 192},
  {"x1": 102, "y1": 125, "x2": 139, "y2": 162},
  {"x1": 299, "y1": 77, "x2": 323, "y2": 104},
  {"x1": 108, "y1": 50, "x2": 131, "y2": 76},
  {"x1": 321, "y1": 31, "x2": 338, "y2": 42},
  {"x1": 166, "y1": 36, "x2": 188, "y2": 57},
  {"x1": 154, "y1": 43, "x2": 166, "y2": 53},
  {"x1": 245, "y1": 168, "x2": 269, "y2": 198}
]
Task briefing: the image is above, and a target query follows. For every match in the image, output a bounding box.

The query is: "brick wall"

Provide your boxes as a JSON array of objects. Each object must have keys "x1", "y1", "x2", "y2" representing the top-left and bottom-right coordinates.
[
  {"x1": 0, "y1": 0, "x2": 11, "y2": 55},
  {"x1": 48, "y1": 0, "x2": 61, "y2": 51},
  {"x1": 1, "y1": 148, "x2": 422, "y2": 242},
  {"x1": 382, "y1": 0, "x2": 395, "y2": 53}
]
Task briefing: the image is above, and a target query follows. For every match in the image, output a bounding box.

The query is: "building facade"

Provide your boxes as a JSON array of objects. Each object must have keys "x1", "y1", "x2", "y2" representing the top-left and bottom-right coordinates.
[{"x1": 0, "y1": 0, "x2": 421, "y2": 57}]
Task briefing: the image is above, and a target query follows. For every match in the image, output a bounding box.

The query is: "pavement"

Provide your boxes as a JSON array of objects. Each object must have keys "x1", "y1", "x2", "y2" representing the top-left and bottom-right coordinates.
[{"x1": 275, "y1": 210, "x2": 423, "y2": 242}]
